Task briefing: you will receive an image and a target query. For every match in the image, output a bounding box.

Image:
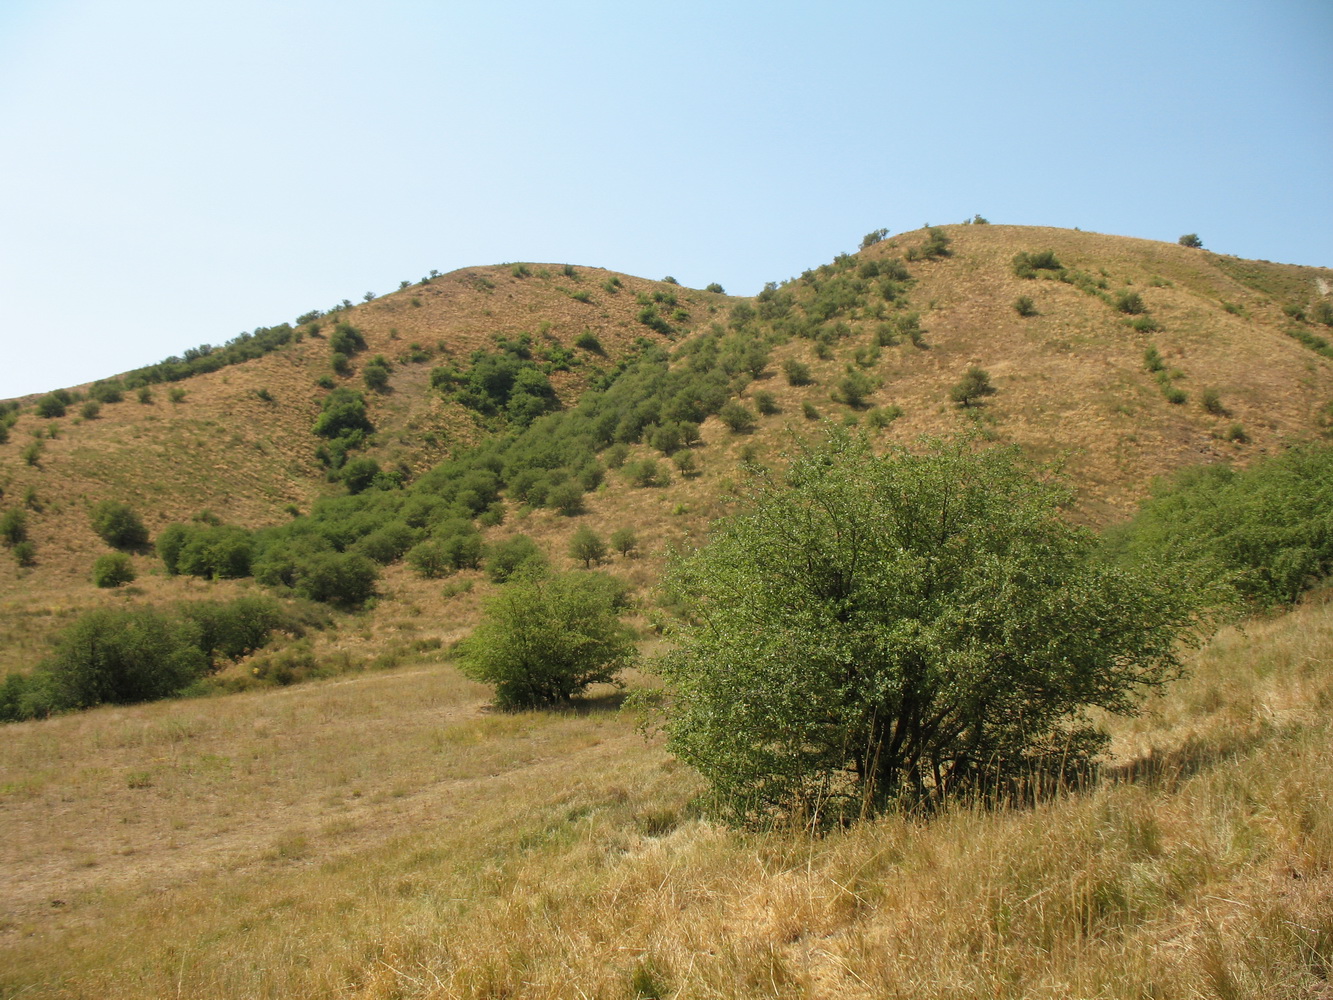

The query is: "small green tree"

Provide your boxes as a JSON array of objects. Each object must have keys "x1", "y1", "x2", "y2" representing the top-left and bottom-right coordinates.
[
  {"x1": 1178, "y1": 233, "x2": 1203, "y2": 249},
  {"x1": 90, "y1": 500, "x2": 149, "y2": 549},
  {"x1": 718, "y1": 401, "x2": 757, "y2": 433},
  {"x1": 549, "y1": 480, "x2": 586, "y2": 517},
  {"x1": 782, "y1": 359, "x2": 813, "y2": 386},
  {"x1": 1013, "y1": 295, "x2": 1037, "y2": 317},
  {"x1": 486, "y1": 534, "x2": 547, "y2": 583},
  {"x1": 569, "y1": 526, "x2": 607, "y2": 568},
  {"x1": 949, "y1": 367, "x2": 997, "y2": 407},
  {"x1": 610, "y1": 527, "x2": 638, "y2": 558},
  {"x1": 659, "y1": 434, "x2": 1201, "y2": 824},
  {"x1": 91, "y1": 552, "x2": 136, "y2": 587},
  {"x1": 458, "y1": 572, "x2": 635, "y2": 709}
]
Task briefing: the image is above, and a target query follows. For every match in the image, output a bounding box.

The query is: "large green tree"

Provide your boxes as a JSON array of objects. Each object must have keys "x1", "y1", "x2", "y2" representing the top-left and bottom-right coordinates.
[
  {"x1": 459, "y1": 571, "x2": 634, "y2": 709},
  {"x1": 659, "y1": 434, "x2": 1201, "y2": 824}
]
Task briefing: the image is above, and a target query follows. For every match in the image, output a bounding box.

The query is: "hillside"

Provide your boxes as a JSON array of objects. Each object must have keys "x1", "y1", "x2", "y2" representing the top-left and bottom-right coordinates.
[
  {"x1": 5, "y1": 225, "x2": 1333, "y2": 672},
  {"x1": 3, "y1": 224, "x2": 1333, "y2": 996}
]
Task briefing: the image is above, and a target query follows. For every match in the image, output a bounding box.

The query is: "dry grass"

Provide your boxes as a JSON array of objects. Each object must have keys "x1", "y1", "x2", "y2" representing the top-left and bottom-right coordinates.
[{"x1": 2, "y1": 593, "x2": 1332, "y2": 998}]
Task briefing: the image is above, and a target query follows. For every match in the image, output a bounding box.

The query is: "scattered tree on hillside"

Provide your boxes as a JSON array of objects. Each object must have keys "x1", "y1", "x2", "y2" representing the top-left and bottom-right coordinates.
[
  {"x1": 1178, "y1": 233, "x2": 1203, "y2": 249},
  {"x1": 569, "y1": 526, "x2": 607, "y2": 568},
  {"x1": 458, "y1": 572, "x2": 634, "y2": 709},
  {"x1": 658, "y1": 434, "x2": 1200, "y2": 824},
  {"x1": 90, "y1": 500, "x2": 149, "y2": 549},
  {"x1": 949, "y1": 367, "x2": 997, "y2": 407}
]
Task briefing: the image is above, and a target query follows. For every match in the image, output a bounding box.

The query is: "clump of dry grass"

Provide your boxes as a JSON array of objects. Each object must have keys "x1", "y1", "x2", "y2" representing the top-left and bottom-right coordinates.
[{"x1": 3, "y1": 592, "x2": 1332, "y2": 998}]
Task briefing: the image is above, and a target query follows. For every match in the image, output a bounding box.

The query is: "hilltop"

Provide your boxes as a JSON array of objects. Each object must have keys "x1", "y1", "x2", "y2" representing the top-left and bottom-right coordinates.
[{"x1": 1, "y1": 225, "x2": 1332, "y2": 672}]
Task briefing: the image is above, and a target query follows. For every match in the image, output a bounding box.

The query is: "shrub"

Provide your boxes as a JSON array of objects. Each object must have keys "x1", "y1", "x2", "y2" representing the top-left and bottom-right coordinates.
[
  {"x1": 752, "y1": 390, "x2": 778, "y2": 415},
  {"x1": 574, "y1": 330, "x2": 602, "y2": 353},
  {"x1": 1129, "y1": 315, "x2": 1160, "y2": 333},
  {"x1": 1115, "y1": 291, "x2": 1146, "y2": 315},
  {"x1": 328, "y1": 322, "x2": 367, "y2": 356},
  {"x1": 1012, "y1": 250, "x2": 1062, "y2": 279},
  {"x1": 1200, "y1": 388, "x2": 1225, "y2": 415},
  {"x1": 45, "y1": 607, "x2": 209, "y2": 709},
  {"x1": 458, "y1": 572, "x2": 634, "y2": 709},
  {"x1": 21, "y1": 442, "x2": 41, "y2": 466},
  {"x1": 859, "y1": 228, "x2": 889, "y2": 250},
  {"x1": 1013, "y1": 295, "x2": 1037, "y2": 317},
  {"x1": 35, "y1": 395, "x2": 66, "y2": 418},
  {"x1": 0, "y1": 508, "x2": 26, "y2": 546},
  {"x1": 486, "y1": 534, "x2": 547, "y2": 583},
  {"x1": 340, "y1": 457, "x2": 382, "y2": 494},
  {"x1": 610, "y1": 527, "x2": 638, "y2": 558},
  {"x1": 672, "y1": 450, "x2": 699, "y2": 477},
  {"x1": 92, "y1": 552, "x2": 136, "y2": 588},
  {"x1": 80, "y1": 401, "x2": 101, "y2": 420},
  {"x1": 866, "y1": 404, "x2": 903, "y2": 428},
  {"x1": 802, "y1": 401, "x2": 821, "y2": 420},
  {"x1": 705, "y1": 283, "x2": 725, "y2": 294},
  {"x1": 290, "y1": 551, "x2": 378, "y2": 607},
  {"x1": 658, "y1": 434, "x2": 1201, "y2": 823},
  {"x1": 569, "y1": 526, "x2": 607, "y2": 568},
  {"x1": 1178, "y1": 233, "x2": 1203, "y2": 248},
  {"x1": 1226, "y1": 423, "x2": 1248, "y2": 443},
  {"x1": 89, "y1": 381, "x2": 124, "y2": 404},
  {"x1": 169, "y1": 387, "x2": 187, "y2": 403},
  {"x1": 354, "y1": 521, "x2": 417, "y2": 565},
  {"x1": 13, "y1": 541, "x2": 36, "y2": 567},
  {"x1": 90, "y1": 500, "x2": 149, "y2": 549},
  {"x1": 1144, "y1": 345, "x2": 1164, "y2": 372},
  {"x1": 1312, "y1": 301, "x2": 1333, "y2": 327},
  {"x1": 363, "y1": 355, "x2": 392, "y2": 392},
  {"x1": 782, "y1": 359, "x2": 813, "y2": 386},
  {"x1": 718, "y1": 401, "x2": 757, "y2": 433},
  {"x1": 548, "y1": 480, "x2": 585, "y2": 516},
  {"x1": 407, "y1": 540, "x2": 452, "y2": 579},
  {"x1": 1163, "y1": 387, "x2": 1188, "y2": 405},
  {"x1": 625, "y1": 458, "x2": 667, "y2": 487},
  {"x1": 949, "y1": 367, "x2": 997, "y2": 407}
]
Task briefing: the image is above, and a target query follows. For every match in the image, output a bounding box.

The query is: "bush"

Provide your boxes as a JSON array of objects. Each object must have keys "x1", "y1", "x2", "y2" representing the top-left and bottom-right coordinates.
[
  {"x1": 80, "y1": 401, "x2": 101, "y2": 420},
  {"x1": 569, "y1": 525, "x2": 607, "y2": 568},
  {"x1": 859, "y1": 228, "x2": 889, "y2": 250},
  {"x1": 834, "y1": 370, "x2": 875, "y2": 408},
  {"x1": 1143, "y1": 346, "x2": 1164, "y2": 372},
  {"x1": 290, "y1": 551, "x2": 378, "y2": 607},
  {"x1": 1178, "y1": 233, "x2": 1203, "y2": 249},
  {"x1": 1115, "y1": 291, "x2": 1146, "y2": 315},
  {"x1": 625, "y1": 458, "x2": 667, "y2": 487},
  {"x1": 782, "y1": 359, "x2": 813, "y2": 386},
  {"x1": 752, "y1": 390, "x2": 779, "y2": 415},
  {"x1": 705, "y1": 282, "x2": 725, "y2": 294},
  {"x1": 1201, "y1": 388, "x2": 1225, "y2": 415},
  {"x1": 718, "y1": 401, "x2": 757, "y2": 433},
  {"x1": 0, "y1": 508, "x2": 26, "y2": 546},
  {"x1": 574, "y1": 330, "x2": 602, "y2": 353},
  {"x1": 1163, "y1": 387, "x2": 1188, "y2": 405},
  {"x1": 328, "y1": 322, "x2": 366, "y2": 356},
  {"x1": 866, "y1": 404, "x2": 903, "y2": 428},
  {"x1": 90, "y1": 500, "x2": 149, "y2": 549},
  {"x1": 45, "y1": 607, "x2": 209, "y2": 709},
  {"x1": 949, "y1": 367, "x2": 997, "y2": 407},
  {"x1": 673, "y1": 451, "x2": 699, "y2": 477},
  {"x1": 1013, "y1": 295, "x2": 1037, "y2": 317},
  {"x1": 458, "y1": 572, "x2": 635, "y2": 709},
  {"x1": 363, "y1": 355, "x2": 392, "y2": 392},
  {"x1": 801, "y1": 401, "x2": 821, "y2": 420},
  {"x1": 610, "y1": 527, "x2": 638, "y2": 558},
  {"x1": 658, "y1": 434, "x2": 1200, "y2": 823},
  {"x1": 92, "y1": 552, "x2": 136, "y2": 588},
  {"x1": 35, "y1": 395, "x2": 66, "y2": 418},
  {"x1": 13, "y1": 541, "x2": 36, "y2": 567},
  {"x1": 548, "y1": 480, "x2": 586, "y2": 517},
  {"x1": 487, "y1": 534, "x2": 547, "y2": 583},
  {"x1": 1012, "y1": 249, "x2": 1062, "y2": 278}
]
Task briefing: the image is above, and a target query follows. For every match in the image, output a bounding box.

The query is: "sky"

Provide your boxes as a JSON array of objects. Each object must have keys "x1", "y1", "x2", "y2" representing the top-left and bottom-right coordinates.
[{"x1": 1, "y1": 0, "x2": 1330, "y2": 399}]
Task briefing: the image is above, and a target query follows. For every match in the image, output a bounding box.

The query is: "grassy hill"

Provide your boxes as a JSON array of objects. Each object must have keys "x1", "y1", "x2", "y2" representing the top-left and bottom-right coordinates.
[{"x1": 2, "y1": 225, "x2": 1333, "y2": 995}]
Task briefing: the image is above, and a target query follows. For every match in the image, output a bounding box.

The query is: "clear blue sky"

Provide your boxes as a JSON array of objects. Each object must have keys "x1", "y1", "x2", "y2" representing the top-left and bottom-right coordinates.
[{"x1": 1, "y1": 0, "x2": 1329, "y2": 399}]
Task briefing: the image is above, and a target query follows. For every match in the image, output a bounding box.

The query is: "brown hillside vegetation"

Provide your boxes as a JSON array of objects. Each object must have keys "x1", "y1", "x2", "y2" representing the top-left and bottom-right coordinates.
[
  {"x1": 2, "y1": 227, "x2": 1331, "y2": 673},
  {"x1": 1, "y1": 588, "x2": 1330, "y2": 997},
  {"x1": 3, "y1": 225, "x2": 1333, "y2": 996}
]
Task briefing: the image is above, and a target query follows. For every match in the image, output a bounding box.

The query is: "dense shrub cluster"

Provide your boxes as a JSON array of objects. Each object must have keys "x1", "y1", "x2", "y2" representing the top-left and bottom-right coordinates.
[
  {"x1": 0, "y1": 597, "x2": 319, "y2": 721},
  {"x1": 1108, "y1": 443, "x2": 1333, "y2": 606},
  {"x1": 117, "y1": 325, "x2": 297, "y2": 388}
]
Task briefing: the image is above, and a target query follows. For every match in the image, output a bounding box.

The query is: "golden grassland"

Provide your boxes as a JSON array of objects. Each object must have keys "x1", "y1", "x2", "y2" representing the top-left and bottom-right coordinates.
[{"x1": 2, "y1": 591, "x2": 1331, "y2": 998}]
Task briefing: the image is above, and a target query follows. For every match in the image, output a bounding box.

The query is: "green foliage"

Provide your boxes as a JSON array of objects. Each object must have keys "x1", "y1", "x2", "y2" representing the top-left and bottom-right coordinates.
[
  {"x1": 1012, "y1": 250, "x2": 1062, "y2": 279},
  {"x1": 90, "y1": 500, "x2": 149, "y2": 549},
  {"x1": 0, "y1": 508, "x2": 27, "y2": 546},
  {"x1": 906, "y1": 227, "x2": 952, "y2": 261},
  {"x1": 752, "y1": 390, "x2": 778, "y2": 415},
  {"x1": 157, "y1": 521, "x2": 254, "y2": 579},
  {"x1": 92, "y1": 552, "x2": 136, "y2": 588},
  {"x1": 89, "y1": 380, "x2": 125, "y2": 404},
  {"x1": 801, "y1": 401, "x2": 821, "y2": 420},
  {"x1": 574, "y1": 330, "x2": 603, "y2": 353},
  {"x1": 610, "y1": 527, "x2": 638, "y2": 558},
  {"x1": 673, "y1": 450, "x2": 699, "y2": 477},
  {"x1": 44, "y1": 607, "x2": 209, "y2": 709},
  {"x1": 13, "y1": 540, "x2": 36, "y2": 567},
  {"x1": 1129, "y1": 315, "x2": 1160, "y2": 333},
  {"x1": 36, "y1": 394, "x2": 67, "y2": 418},
  {"x1": 548, "y1": 480, "x2": 586, "y2": 516},
  {"x1": 1013, "y1": 295, "x2": 1037, "y2": 317},
  {"x1": 328, "y1": 322, "x2": 367, "y2": 356},
  {"x1": 705, "y1": 282, "x2": 725, "y2": 294},
  {"x1": 834, "y1": 369, "x2": 876, "y2": 408},
  {"x1": 79, "y1": 401, "x2": 101, "y2": 420},
  {"x1": 169, "y1": 387, "x2": 187, "y2": 404},
  {"x1": 1178, "y1": 233, "x2": 1203, "y2": 249},
  {"x1": 659, "y1": 435, "x2": 1199, "y2": 823},
  {"x1": 287, "y1": 551, "x2": 378, "y2": 606},
  {"x1": 21, "y1": 441, "x2": 42, "y2": 466},
  {"x1": 625, "y1": 458, "x2": 668, "y2": 487},
  {"x1": 718, "y1": 400, "x2": 757, "y2": 432},
  {"x1": 431, "y1": 338, "x2": 559, "y2": 426},
  {"x1": 354, "y1": 520, "x2": 418, "y2": 565},
  {"x1": 859, "y1": 228, "x2": 889, "y2": 250},
  {"x1": 1200, "y1": 388, "x2": 1225, "y2": 415},
  {"x1": 1110, "y1": 444, "x2": 1333, "y2": 606},
  {"x1": 866, "y1": 404, "x2": 903, "y2": 428},
  {"x1": 340, "y1": 456, "x2": 382, "y2": 494},
  {"x1": 458, "y1": 572, "x2": 634, "y2": 709},
  {"x1": 1143, "y1": 346, "x2": 1164, "y2": 372},
  {"x1": 487, "y1": 534, "x2": 548, "y2": 583},
  {"x1": 363, "y1": 354, "x2": 392, "y2": 392},
  {"x1": 569, "y1": 525, "x2": 607, "y2": 567},
  {"x1": 949, "y1": 367, "x2": 997, "y2": 407},
  {"x1": 1115, "y1": 291, "x2": 1146, "y2": 315}
]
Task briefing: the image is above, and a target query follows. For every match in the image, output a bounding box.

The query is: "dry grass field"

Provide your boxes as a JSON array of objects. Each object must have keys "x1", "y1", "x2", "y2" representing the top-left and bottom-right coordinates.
[
  {"x1": 3, "y1": 226, "x2": 1333, "y2": 997},
  {"x1": 1, "y1": 592, "x2": 1330, "y2": 998}
]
